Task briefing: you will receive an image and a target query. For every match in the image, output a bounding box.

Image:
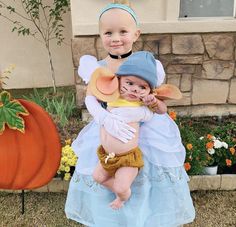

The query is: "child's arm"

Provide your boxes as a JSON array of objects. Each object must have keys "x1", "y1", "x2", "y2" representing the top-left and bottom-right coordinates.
[
  {"x1": 111, "y1": 106, "x2": 154, "y2": 123},
  {"x1": 85, "y1": 95, "x2": 136, "y2": 143},
  {"x1": 142, "y1": 94, "x2": 167, "y2": 114}
]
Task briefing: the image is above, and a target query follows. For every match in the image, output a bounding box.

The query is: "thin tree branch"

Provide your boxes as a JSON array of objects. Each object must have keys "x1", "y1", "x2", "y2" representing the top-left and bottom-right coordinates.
[
  {"x1": 20, "y1": 0, "x2": 47, "y2": 44},
  {"x1": 0, "y1": 0, "x2": 32, "y2": 22}
]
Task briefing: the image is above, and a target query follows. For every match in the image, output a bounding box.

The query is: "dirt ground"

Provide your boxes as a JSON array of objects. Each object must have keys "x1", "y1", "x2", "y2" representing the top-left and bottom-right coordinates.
[
  {"x1": 0, "y1": 190, "x2": 235, "y2": 227},
  {"x1": 186, "y1": 190, "x2": 236, "y2": 227}
]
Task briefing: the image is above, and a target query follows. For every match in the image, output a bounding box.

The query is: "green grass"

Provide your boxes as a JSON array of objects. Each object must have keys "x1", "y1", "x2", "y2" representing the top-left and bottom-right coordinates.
[{"x1": 7, "y1": 86, "x2": 76, "y2": 99}]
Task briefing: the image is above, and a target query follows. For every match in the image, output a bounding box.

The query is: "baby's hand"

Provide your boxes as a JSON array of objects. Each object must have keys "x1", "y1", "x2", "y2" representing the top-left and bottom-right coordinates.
[
  {"x1": 141, "y1": 94, "x2": 158, "y2": 106},
  {"x1": 142, "y1": 94, "x2": 167, "y2": 114}
]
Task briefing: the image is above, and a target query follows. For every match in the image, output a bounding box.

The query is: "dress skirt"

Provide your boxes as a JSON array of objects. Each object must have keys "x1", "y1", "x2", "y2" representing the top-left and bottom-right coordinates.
[
  {"x1": 65, "y1": 157, "x2": 195, "y2": 227},
  {"x1": 65, "y1": 114, "x2": 195, "y2": 227}
]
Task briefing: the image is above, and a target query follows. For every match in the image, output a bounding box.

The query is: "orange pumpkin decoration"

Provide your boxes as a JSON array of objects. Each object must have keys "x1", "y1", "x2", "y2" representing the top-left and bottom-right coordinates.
[{"x1": 0, "y1": 91, "x2": 61, "y2": 190}]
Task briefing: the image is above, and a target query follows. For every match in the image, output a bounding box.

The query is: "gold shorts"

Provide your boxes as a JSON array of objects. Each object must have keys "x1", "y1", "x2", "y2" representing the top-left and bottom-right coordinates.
[{"x1": 97, "y1": 145, "x2": 144, "y2": 176}]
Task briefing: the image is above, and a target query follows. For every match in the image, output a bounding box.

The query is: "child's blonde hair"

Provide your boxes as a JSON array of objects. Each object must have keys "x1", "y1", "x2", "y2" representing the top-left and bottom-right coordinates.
[{"x1": 113, "y1": 0, "x2": 130, "y2": 6}]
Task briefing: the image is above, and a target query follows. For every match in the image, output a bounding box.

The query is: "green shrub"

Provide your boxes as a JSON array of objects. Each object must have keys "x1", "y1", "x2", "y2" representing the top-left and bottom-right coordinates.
[
  {"x1": 23, "y1": 87, "x2": 77, "y2": 128},
  {"x1": 170, "y1": 112, "x2": 236, "y2": 175}
]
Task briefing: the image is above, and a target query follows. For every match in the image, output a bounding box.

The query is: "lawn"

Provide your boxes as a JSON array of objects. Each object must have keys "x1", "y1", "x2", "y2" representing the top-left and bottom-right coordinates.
[{"x1": 0, "y1": 190, "x2": 236, "y2": 226}]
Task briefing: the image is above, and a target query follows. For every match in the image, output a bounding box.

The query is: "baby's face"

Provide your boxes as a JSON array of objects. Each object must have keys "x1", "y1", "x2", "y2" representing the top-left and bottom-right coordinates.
[{"x1": 119, "y1": 76, "x2": 151, "y2": 101}]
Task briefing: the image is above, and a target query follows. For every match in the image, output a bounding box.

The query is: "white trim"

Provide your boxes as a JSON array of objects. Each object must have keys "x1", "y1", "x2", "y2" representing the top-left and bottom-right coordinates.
[
  {"x1": 74, "y1": 20, "x2": 236, "y2": 36},
  {"x1": 166, "y1": 0, "x2": 180, "y2": 21},
  {"x1": 234, "y1": 0, "x2": 236, "y2": 18},
  {"x1": 179, "y1": 17, "x2": 235, "y2": 21}
]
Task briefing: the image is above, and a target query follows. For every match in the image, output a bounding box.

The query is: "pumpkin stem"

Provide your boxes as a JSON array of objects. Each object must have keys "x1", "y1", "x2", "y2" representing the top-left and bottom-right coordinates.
[{"x1": 0, "y1": 91, "x2": 29, "y2": 134}]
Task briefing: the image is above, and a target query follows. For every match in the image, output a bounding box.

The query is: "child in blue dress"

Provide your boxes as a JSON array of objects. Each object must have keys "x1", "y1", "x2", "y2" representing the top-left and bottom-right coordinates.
[{"x1": 65, "y1": 1, "x2": 195, "y2": 226}]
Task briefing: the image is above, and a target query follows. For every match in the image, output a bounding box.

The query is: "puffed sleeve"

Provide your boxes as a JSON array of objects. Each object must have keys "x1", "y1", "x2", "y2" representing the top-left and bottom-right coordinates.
[
  {"x1": 155, "y1": 59, "x2": 165, "y2": 86},
  {"x1": 77, "y1": 55, "x2": 100, "y2": 84}
]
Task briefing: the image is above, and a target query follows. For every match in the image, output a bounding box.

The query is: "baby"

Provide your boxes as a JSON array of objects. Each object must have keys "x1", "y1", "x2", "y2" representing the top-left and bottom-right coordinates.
[{"x1": 87, "y1": 51, "x2": 181, "y2": 209}]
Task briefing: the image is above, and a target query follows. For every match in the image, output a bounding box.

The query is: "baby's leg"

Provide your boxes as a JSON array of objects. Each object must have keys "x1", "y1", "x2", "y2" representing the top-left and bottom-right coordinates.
[
  {"x1": 93, "y1": 163, "x2": 117, "y2": 192},
  {"x1": 110, "y1": 167, "x2": 138, "y2": 209},
  {"x1": 93, "y1": 163, "x2": 111, "y2": 187}
]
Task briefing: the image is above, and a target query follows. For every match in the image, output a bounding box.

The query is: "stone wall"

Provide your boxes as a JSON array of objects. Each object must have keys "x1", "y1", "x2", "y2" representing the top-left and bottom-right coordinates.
[{"x1": 72, "y1": 32, "x2": 236, "y2": 117}]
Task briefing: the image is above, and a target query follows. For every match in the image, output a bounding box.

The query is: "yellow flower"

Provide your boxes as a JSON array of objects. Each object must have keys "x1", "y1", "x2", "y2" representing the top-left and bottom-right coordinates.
[
  {"x1": 64, "y1": 173, "x2": 71, "y2": 181},
  {"x1": 67, "y1": 152, "x2": 74, "y2": 159},
  {"x1": 59, "y1": 164, "x2": 65, "y2": 172},
  {"x1": 65, "y1": 166, "x2": 70, "y2": 173},
  {"x1": 61, "y1": 156, "x2": 68, "y2": 163},
  {"x1": 57, "y1": 140, "x2": 78, "y2": 180},
  {"x1": 68, "y1": 159, "x2": 75, "y2": 166},
  {"x1": 65, "y1": 139, "x2": 72, "y2": 145},
  {"x1": 62, "y1": 145, "x2": 70, "y2": 151}
]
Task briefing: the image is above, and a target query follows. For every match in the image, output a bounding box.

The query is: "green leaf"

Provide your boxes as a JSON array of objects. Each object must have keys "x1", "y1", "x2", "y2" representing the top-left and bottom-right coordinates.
[{"x1": 0, "y1": 91, "x2": 29, "y2": 134}]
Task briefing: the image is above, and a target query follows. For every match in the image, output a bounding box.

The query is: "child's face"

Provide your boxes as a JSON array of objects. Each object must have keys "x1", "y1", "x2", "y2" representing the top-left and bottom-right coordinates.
[
  {"x1": 99, "y1": 9, "x2": 140, "y2": 56},
  {"x1": 119, "y1": 76, "x2": 151, "y2": 101}
]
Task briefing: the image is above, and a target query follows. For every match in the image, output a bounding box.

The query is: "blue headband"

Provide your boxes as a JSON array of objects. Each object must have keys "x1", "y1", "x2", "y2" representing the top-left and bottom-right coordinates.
[{"x1": 99, "y1": 3, "x2": 138, "y2": 25}]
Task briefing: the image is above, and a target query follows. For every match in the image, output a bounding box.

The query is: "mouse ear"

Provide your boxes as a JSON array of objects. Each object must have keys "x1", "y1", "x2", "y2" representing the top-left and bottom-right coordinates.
[
  {"x1": 112, "y1": 0, "x2": 130, "y2": 6},
  {"x1": 88, "y1": 68, "x2": 120, "y2": 102},
  {"x1": 153, "y1": 84, "x2": 182, "y2": 100}
]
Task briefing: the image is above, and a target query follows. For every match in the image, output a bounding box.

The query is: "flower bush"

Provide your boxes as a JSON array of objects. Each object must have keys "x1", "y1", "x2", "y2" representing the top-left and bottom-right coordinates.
[
  {"x1": 198, "y1": 134, "x2": 235, "y2": 168},
  {"x1": 57, "y1": 139, "x2": 78, "y2": 180},
  {"x1": 211, "y1": 123, "x2": 236, "y2": 173},
  {"x1": 169, "y1": 111, "x2": 236, "y2": 175},
  {"x1": 182, "y1": 130, "x2": 208, "y2": 175}
]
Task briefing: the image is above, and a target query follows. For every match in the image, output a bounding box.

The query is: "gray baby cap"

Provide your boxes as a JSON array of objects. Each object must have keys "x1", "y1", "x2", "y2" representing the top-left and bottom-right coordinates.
[{"x1": 116, "y1": 51, "x2": 157, "y2": 88}]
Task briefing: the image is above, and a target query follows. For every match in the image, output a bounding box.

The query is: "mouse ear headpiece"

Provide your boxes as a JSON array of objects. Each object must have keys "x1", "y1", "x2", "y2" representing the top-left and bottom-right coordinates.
[
  {"x1": 153, "y1": 84, "x2": 182, "y2": 100},
  {"x1": 88, "y1": 68, "x2": 120, "y2": 102}
]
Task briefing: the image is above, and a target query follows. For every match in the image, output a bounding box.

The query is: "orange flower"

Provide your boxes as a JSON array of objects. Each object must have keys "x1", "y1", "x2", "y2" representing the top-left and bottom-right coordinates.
[
  {"x1": 226, "y1": 159, "x2": 232, "y2": 167},
  {"x1": 207, "y1": 134, "x2": 213, "y2": 140},
  {"x1": 229, "y1": 147, "x2": 235, "y2": 155},
  {"x1": 184, "y1": 162, "x2": 191, "y2": 171},
  {"x1": 206, "y1": 141, "x2": 214, "y2": 149},
  {"x1": 169, "y1": 111, "x2": 177, "y2": 121},
  {"x1": 186, "y1": 143, "x2": 193, "y2": 150}
]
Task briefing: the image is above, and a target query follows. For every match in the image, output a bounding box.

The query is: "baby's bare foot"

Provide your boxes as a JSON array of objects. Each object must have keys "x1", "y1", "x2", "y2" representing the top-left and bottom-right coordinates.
[{"x1": 109, "y1": 198, "x2": 124, "y2": 210}]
